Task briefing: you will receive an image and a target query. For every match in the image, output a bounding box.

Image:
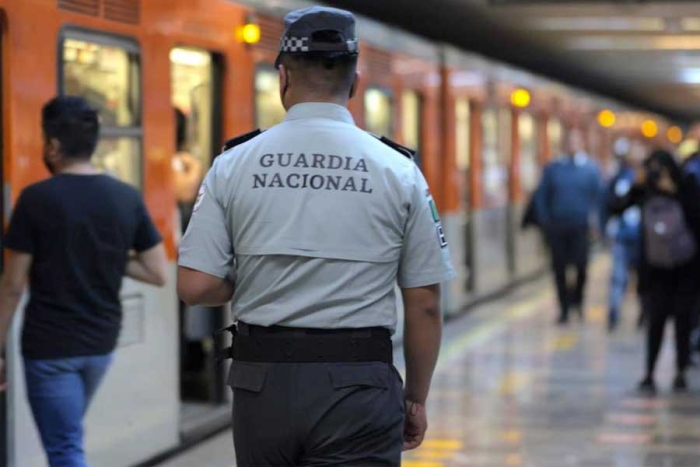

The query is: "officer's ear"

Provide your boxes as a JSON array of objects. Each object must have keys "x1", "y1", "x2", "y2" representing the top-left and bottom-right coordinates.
[
  {"x1": 278, "y1": 64, "x2": 288, "y2": 94},
  {"x1": 349, "y1": 71, "x2": 361, "y2": 99}
]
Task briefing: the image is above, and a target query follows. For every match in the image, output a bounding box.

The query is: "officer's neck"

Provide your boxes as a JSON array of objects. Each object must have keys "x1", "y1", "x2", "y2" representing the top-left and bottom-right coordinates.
[{"x1": 284, "y1": 92, "x2": 350, "y2": 110}]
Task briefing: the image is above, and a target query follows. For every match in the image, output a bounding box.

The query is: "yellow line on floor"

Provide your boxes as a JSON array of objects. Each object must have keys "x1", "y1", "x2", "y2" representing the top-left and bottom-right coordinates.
[
  {"x1": 420, "y1": 439, "x2": 464, "y2": 450},
  {"x1": 401, "y1": 462, "x2": 444, "y2": 467}
]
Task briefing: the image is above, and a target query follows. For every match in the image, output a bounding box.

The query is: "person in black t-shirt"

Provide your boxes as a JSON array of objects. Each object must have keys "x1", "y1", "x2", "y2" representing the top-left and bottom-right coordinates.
[{"x1": 0, "y1": 96, "x2": 167, "y2": 467}]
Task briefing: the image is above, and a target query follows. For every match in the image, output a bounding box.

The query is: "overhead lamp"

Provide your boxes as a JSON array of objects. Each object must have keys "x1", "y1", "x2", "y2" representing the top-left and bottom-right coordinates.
[
  {"x1": 667, "y1": 126, "x2": 683, "y2": 144},
  {"x1": 510, "y1": 88, "x2": 531, "y2": 108},
  {"x1": 641, "y1": 120, "x2": 658, "y2": 138},
  {"x1": 237, "y1": 22, "x2": 261, "y2": 45},
  {"x1": 597, "y1": 109, "x2": 616, "y2": 128}
]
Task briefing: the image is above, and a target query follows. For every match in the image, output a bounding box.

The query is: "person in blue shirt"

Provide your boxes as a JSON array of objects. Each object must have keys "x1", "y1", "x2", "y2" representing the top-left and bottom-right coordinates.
[
  {"x1": 535, "y1": 128, "x2": 604, "y2": 324},
  {"x1": 603, "y1": 139, "x2": 645, "y2": 331}
]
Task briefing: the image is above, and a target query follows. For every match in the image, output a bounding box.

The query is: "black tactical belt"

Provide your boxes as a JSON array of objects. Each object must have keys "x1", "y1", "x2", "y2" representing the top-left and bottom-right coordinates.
[{"x1": 216, "y1": 322, "x2": 392, "y2": 364}]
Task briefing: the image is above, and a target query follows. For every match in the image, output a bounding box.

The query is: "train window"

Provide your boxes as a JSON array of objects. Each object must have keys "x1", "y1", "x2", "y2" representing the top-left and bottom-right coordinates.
[
  {"x1": 93, "y1": 138, "x2": 140, "y2": 185},
  {"x1": 61, "y1": 34, "x2": 142, "y2": 188},
  {"x1": 519, "y1": 113, "x2": 539, "y2": 195},
  {"x1": 255, "y1": 66, "x2": 286, "y2": 129},
  {"x1": 63, "y1": 38, "x2": 140, "y2": 127},
  {"x1": 402, "y1": 90, "x2": 422, "y2": 165},
  {"x1": 455, "y1": 98, "x2": 470, "y2": 172},
  {"x1": 482, "y1": 108, "x2": 508, "y2": 208},
  {"x1": 171, "y1": 47, "x2": 214, "y2": 168},
  {"x1": 548, "y1": 118, "x2": 563, "y2": 158},
  {"x1": 364, "y1": 87, "x2": 392, "y2": 137}
]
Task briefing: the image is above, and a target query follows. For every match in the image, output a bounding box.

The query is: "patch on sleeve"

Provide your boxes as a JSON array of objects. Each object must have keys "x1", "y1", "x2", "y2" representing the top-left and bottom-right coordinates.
[
  {"x1": 193, "y1": 185, "x2": 205, "y2": 213},
  {"x1": 428, "y1": 198, "x2": 440, "y2": 223},
  {"x1": 436, "y1": 224, "x2": 448, "y2": 248}
]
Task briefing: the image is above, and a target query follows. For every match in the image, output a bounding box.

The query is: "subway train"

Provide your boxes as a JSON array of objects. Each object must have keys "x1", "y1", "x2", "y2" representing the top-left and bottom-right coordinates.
[{"x1": 0, "y1": 0, "x2": 679, "y2": 466}]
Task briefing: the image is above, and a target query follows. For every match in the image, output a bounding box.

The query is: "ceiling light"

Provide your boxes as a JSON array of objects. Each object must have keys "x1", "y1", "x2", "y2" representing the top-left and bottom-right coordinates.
[
  {"x1": 667, "y1": 126, "x2": 683, "y2": 144},
  {"x1": 510, "y1": 88, "x2": 531, "y2": 108},
  {"x1": 641, "y1": 120, "x2": 658, "y2": 139},
  {"x1": 598, "y1": 109, "x2": 616, "y2": 128}
]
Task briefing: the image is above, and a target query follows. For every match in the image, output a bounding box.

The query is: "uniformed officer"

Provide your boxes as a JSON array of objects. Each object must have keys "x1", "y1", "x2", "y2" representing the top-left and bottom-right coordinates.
[{"x1": 177, "y1": 6, "x2": 455, "y2": 466}]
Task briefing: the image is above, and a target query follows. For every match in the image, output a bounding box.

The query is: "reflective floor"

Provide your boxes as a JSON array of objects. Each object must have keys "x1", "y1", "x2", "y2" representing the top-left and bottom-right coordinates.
[{"x1": 156, "y1": 259, "x2": 700, "y2": 467}]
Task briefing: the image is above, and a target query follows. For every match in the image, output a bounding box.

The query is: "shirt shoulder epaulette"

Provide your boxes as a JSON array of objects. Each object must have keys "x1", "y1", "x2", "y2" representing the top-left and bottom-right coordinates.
[
  {"x1": 367, "y1": 133, "x2": 416, "y2": 160},
  {"x1": 222, "y1": 129, "x2": 264, "y2": 152}
]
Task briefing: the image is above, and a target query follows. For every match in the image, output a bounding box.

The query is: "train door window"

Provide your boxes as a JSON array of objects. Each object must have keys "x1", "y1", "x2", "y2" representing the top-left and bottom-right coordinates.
[
  {"x1": 519, "y1": 112, "x2": 539, "y2": 196},
  {"x1": 402, "y1": 90, "x2": 422, "y2": 166},
  {"x1": 171, "y1": 47, "x2": 215, "y2": 169},
  {"x1": 548, "y1": 117, "x2": 563, "y2": 158},
  {"x1": 365, "y1": 87, "x2": 392, "y2": 137},
  {"x1": 61, "y1": 34, "x2": 142, "y2": 188},
  {"x1": 482, "y1": 108, "x2": 509, "y2": 208},
  {"x1": 455, "y1": 97, "x2": 470, "y2": 206},
  {"x1": 255, "y1": 65, "x2": 286, "y2": 129}
]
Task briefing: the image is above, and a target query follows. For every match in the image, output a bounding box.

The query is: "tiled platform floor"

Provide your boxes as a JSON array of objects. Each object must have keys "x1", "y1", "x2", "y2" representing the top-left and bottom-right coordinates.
[{"x1": 156, "y1": 259, "x2": 700, "y2": 467}]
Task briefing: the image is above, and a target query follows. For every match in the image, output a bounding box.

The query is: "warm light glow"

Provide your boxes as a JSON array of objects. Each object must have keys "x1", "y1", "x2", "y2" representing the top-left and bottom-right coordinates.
[
  {"x1": 510, "y1": 88, "x2": 531, "y2": 108},
  {"x1": 238, "y1": 23, "x2": 261, "y2": 44},
  {"x1": 169, "y1": 48, "x2": 211, "y2": 67},
  {"x1": 641, "y1": 120, "x2": 658, "y2": 138},
  {"x1": 597, "y1": 109, "x2": 616, "y2": 128},
  {"x1": 667, "y1": 125, "x2": 683, "y2": 144}
]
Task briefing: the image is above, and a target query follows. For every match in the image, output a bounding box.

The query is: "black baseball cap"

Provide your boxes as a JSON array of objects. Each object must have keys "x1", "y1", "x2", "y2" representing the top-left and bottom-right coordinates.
[{"x1": 275, "y1": 6, "x2": 359, "y2": 69}]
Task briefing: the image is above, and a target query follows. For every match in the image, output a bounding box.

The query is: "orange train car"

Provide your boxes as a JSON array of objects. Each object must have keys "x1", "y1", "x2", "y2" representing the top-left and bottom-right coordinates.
[{"x1": 0, "y1": 0, "x2": 673, "y2": 465}]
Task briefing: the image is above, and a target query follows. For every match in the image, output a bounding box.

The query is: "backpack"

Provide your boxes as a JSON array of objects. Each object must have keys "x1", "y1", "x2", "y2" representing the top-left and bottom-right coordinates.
[{"x1": 643, "y1": 195, "x2": 697, "y2": 268}]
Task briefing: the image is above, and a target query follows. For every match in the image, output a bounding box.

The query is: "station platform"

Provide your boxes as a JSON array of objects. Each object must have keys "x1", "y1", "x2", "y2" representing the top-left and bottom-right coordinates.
[{"x1": 155, "y1": 258, "x2": 700, "y2": 467}]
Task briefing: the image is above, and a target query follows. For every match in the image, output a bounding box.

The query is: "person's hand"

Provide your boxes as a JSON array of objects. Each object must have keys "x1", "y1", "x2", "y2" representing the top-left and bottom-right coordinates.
[
  {"x1": 403, "y1": 399, "x2": 428, "y2": 451},
  {"x1": 0, "y1": 358, "x2": 7, "y2": 392}
]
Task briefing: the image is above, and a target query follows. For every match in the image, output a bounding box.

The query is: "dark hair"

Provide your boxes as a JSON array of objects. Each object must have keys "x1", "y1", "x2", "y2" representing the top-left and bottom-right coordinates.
[
  {"x1": 279, "y1": 30, "x2": 358, "y2": 96},
  {"x1": 175, "y1": 107, "x2": 187, "y2": 152},
  {"x1": 42, "y1": 96, "x2": 100, "y2": 159},
  {"x1": 646, "y1": 149, "x2": 682, "y2": 187}
]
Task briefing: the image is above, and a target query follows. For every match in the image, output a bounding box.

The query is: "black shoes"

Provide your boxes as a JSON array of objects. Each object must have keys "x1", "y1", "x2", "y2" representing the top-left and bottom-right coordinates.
[
  {"x1": 673, "y1": 374, "x2": 688, "y2": 392},
  {"x1": 638, "y1": 376, "x2": 657, "y2": 394},
  {"x1": 638, "y1": 375, "x2": 689, "y2": 393}
]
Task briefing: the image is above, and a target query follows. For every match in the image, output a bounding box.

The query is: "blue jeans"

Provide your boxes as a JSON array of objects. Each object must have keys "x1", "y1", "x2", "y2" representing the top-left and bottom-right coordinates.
[
  {"x1": 24, "y1": 354, "x2": 114, "y2": 467},
  {"x1": 608, "y1": 240, "x2": 640, "y2": 323}
]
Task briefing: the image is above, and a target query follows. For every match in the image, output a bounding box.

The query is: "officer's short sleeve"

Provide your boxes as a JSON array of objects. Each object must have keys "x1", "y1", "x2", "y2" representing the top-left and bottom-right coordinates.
[
  {"x1": 397, "y1": 166, "x2": 456, "y2": 288},
  {"x1": 178, "y1": 161, "x2": 234, "y2": 279}
]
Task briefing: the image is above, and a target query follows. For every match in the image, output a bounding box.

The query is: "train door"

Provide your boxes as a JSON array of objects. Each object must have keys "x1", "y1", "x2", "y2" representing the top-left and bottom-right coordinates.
[{"x1": 170, "y1": 46, "x2": 229, "y2": 437}]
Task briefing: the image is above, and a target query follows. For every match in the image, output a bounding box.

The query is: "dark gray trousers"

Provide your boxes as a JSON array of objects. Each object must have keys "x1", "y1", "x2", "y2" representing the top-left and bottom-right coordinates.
[{"x1": 229, "y1": 360, "x2": 404, "y2": 466}]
